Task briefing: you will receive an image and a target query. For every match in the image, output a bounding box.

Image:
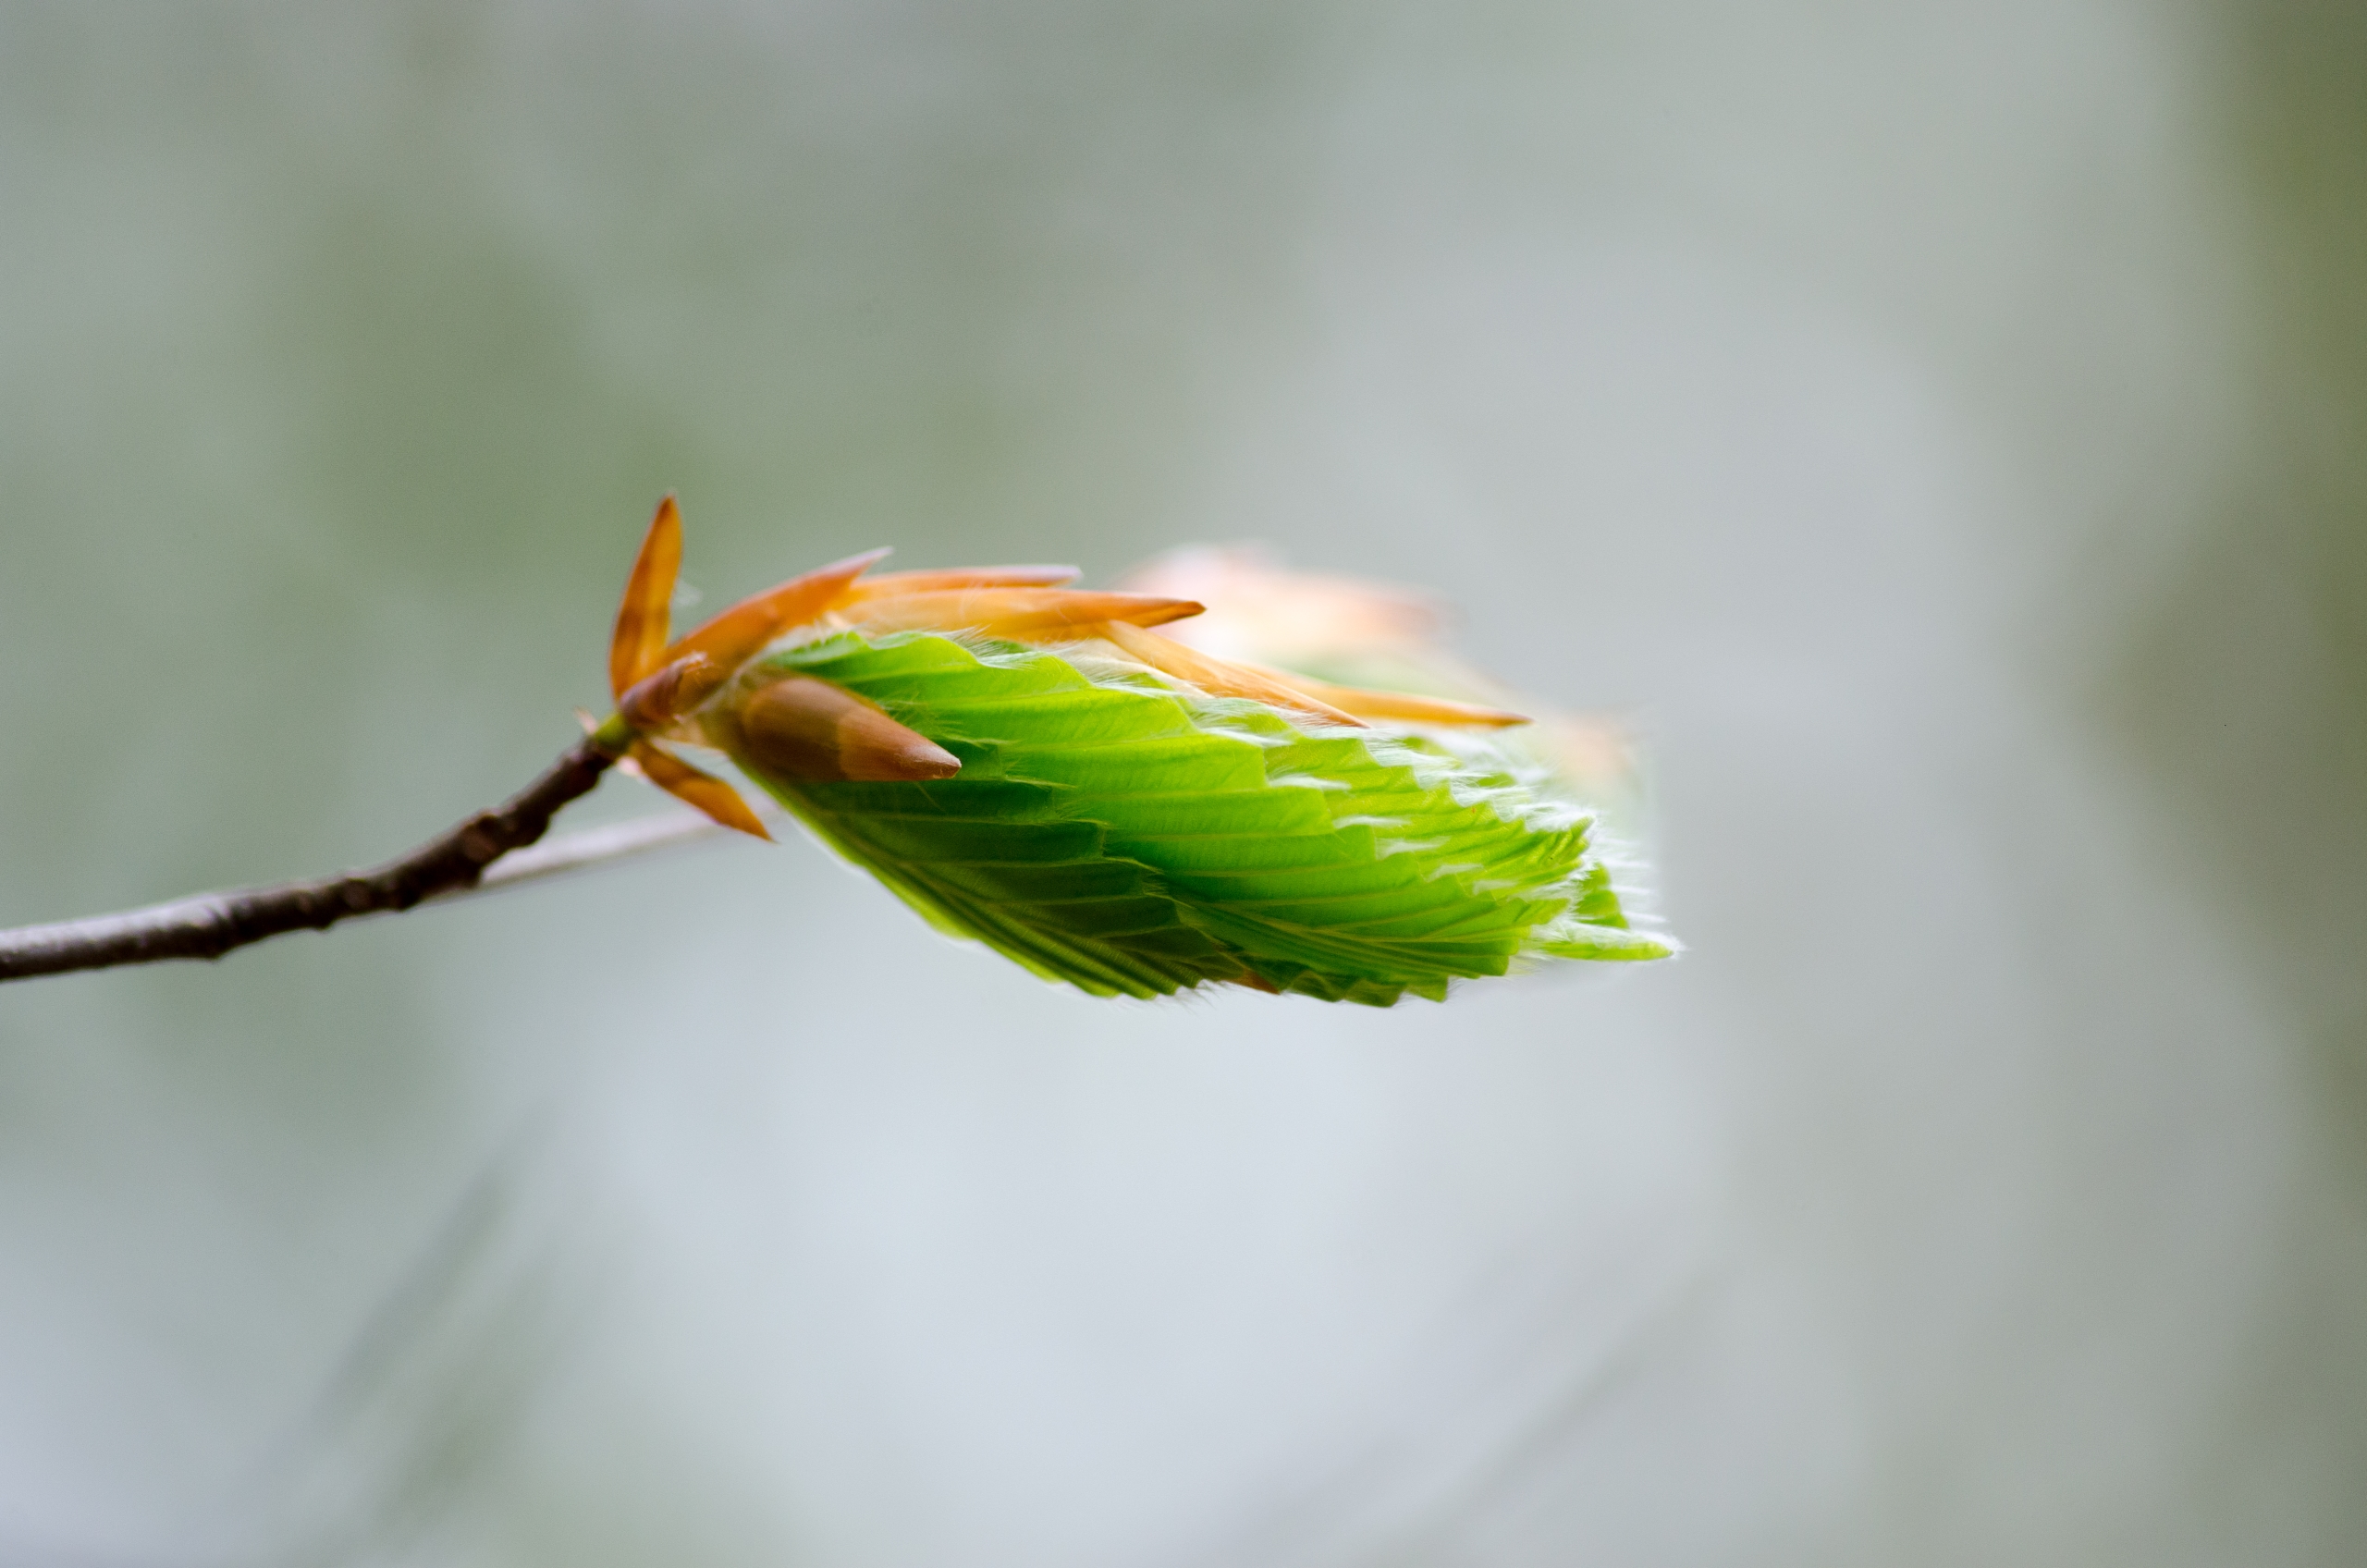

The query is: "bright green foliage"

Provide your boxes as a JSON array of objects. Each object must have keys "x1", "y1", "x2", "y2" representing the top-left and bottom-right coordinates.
[{"x1": 724, "y1": 631, "x2": 1671, "y2": 1004}]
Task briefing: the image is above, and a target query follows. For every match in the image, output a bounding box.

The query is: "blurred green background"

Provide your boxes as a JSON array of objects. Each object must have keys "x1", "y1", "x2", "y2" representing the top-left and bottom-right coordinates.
[{"x1": 3, "y1": 2, "x2": 2365, "y2": 1563}]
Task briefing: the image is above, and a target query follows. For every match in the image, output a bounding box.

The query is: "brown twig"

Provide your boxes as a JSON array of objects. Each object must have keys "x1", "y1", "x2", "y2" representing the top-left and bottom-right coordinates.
[
  {"x1": 0, "y1": 739, "x2": 620, "y2": 985},
  {"x1": 462, "y1": 806, "x2": 733, "y2": 896}
]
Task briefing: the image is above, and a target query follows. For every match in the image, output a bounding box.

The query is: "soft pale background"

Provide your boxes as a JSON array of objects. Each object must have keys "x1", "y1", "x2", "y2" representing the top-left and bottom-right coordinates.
[{"x1": 3, "y1": 2, "x2": 2364, "y2": 1563}]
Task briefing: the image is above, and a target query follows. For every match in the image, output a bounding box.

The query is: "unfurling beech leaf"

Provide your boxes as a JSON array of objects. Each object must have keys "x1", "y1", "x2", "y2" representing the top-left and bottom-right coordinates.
[{"x1": 596, "y1": 498, "x2": 1674, "y2": 1004}]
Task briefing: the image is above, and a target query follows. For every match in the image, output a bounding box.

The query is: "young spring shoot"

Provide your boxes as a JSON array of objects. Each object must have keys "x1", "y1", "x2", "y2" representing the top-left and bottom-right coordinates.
[{"x1": 593, "y1": 498, "x2": 1672, "y2": 1005}]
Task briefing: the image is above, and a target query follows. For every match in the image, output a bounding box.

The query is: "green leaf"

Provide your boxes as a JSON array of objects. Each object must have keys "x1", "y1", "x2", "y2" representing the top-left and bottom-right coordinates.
[{"x1": 722, "y1": 632, "x2": 1673, "y2": 1005}]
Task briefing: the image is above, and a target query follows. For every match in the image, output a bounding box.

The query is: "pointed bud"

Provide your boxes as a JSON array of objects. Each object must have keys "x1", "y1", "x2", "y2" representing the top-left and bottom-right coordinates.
[{"x1": 734, "y1": 676, "x2": 962, "y2": 783}]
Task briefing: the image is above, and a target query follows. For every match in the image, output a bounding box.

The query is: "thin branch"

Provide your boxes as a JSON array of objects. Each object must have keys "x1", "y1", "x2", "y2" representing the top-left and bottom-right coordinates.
[
  {"x1": 458, "y1": 808, "x2": 732, "y2": 897},
  {"x1": 0, "y1": 739, "x2": 622, "y2": 985}
]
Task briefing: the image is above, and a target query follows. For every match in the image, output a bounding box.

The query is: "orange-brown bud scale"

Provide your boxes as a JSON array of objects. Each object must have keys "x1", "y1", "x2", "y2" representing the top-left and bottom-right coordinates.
[
  {"x1": 615, "y1": 653, "x2": 732, "y2": 732},
  {"x1": 660, "y1": 545, "x2": 893, "y2": 676},
  {"x1": 1236, "y1": 667, "x2": 1530, "y2": 728},
  {"x1": 608, "y1": 496, "x2": 684, "y2": 699},
  {"x1": 621, "y1": 739, "x2": 771, "y2": 839},
  {"x1": 1095, "y1": 620, "x2": 1367, "y2": 727},
  {"x1": 848, "y1": 588, "x2": 1203, "y2": 639},
  {"x1": 843, "y1": 567, "x2": 1082, "y2": 597}
]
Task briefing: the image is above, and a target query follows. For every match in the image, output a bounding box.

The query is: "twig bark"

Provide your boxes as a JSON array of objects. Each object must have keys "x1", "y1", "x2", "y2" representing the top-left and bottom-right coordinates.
[
  {"x1": 0, "y1": 739, "x2": 623, "y2": 985},
  {"x1": 461, "y1": 808, "x2": 730, "y2": 897}
]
